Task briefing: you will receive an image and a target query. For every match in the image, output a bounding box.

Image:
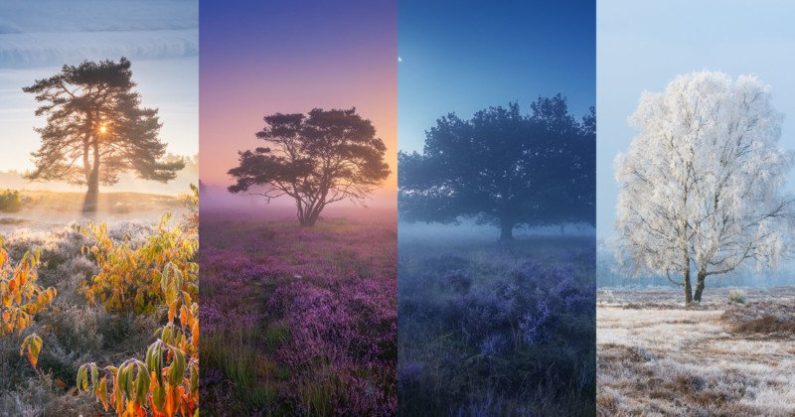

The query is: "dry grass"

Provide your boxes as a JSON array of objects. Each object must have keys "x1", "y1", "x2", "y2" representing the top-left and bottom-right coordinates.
[{"x1": 597, "y1": 287, "x2": 795, "y2": 417}]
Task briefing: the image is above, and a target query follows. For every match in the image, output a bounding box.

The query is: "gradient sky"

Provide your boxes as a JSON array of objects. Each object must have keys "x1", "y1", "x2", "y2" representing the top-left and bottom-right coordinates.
[
  {"x1": 598, "y1": 0, "x2": 795, "y2": 239},
  {"x1": 399, "y1": 0, "x2": 595, "y2": 153},
  {"x1": 200, "y1": 0, "x2": 396, "y2": 207},
  {"x1": 0, "y1": 0, "x2": 198, "y2": 182}
]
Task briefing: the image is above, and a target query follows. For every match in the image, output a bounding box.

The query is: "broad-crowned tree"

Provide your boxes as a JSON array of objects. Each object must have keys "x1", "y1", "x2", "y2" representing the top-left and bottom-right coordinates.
[
  {"x1": 23, "y1": 58, "x2": 184, "y2": 212},
  {"x1": 228, "y1": 108, "x2": 390, "y2": 226},
  {"x1": 615, "y1": 71, "x2": 794, "y2": 304},
  {"x1": 399, "y1": 97, "x2": 594, "y2": 241}
]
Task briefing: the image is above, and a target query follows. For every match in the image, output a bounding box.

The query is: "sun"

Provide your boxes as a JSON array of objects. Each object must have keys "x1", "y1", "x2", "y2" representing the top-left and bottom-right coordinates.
[{"x1": 98, "y1": 123, "x2": 108, "y2": 135}]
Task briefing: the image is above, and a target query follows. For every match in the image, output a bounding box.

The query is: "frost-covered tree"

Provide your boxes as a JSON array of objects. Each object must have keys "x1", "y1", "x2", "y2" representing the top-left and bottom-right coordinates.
[{"x1": 615, "y1": 71, "x2": 794, "y2": 304}]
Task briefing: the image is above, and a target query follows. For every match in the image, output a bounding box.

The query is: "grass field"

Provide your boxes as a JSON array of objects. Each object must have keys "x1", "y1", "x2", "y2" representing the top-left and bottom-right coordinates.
[{"x1": 597, "y1": 287, "x2": 795, "y2": 417}]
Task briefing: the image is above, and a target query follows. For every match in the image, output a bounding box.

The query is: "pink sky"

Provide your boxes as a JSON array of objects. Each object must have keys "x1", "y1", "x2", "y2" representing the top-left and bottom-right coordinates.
[{"x1": 200, "y1": 2, "x2": 396, "y2": 208}]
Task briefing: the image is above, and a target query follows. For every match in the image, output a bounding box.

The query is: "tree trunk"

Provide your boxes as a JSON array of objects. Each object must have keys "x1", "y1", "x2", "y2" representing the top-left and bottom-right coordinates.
[
  {"x1": 297, "y1": 208, "x2": 311, "y2": 226},
  {"x1": 83, "y1": 146, "x2": 100, "y2": 213},
  {"x1": 693, "y1": 270, "x2": 707, "y2": 303},
  {"x1": 301, "y1": 213, "x2": 318, "y2": 227},
  {"x1": 683, "y1": 269, "x2": 693, "y2": 305},
  {"x1": 83, "y1": 176, "x2": 99, "y2": 213},
  {"x1": 681, "y1": 240, "x2": 692, "y2": 305},
  {"x1": 681, "y1": 251, "x2": 693, "y2": 305},
  {"x1": 499, "y1": 220, "x2": 514, "y2": 242}
]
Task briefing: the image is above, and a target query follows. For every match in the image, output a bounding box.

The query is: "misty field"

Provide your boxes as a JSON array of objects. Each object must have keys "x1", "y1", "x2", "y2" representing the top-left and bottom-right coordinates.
[
  {"x1": 597, "y1": 287, "x2": 795, "y2": 417},
  {"x1": 398, "y1": 233, "x2": 596, "y2": 417},
  {"x1": 200, "y1": 210, "x2": 397, "y2": 416},
  {"x1": 0, "y1": 190, "x2": 187, "y2": 234}
]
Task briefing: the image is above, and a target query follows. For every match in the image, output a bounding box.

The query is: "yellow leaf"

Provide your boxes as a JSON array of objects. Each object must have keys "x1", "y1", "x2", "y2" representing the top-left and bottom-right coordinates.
[{"x1": 20, "y1": 333, "x2": 42, "y2": 368}]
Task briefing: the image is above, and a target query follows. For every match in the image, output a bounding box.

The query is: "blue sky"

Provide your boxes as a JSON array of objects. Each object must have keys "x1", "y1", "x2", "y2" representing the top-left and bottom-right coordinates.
[
  {"x1": 398, "y1": 0, "x2": 595, "y2": 153},
  {"x1": 0, "y1": 0, "x2": 197, "y2": 179},
  {"x1": 598, "y1": 0, "x2": 795, "y2": 239}
]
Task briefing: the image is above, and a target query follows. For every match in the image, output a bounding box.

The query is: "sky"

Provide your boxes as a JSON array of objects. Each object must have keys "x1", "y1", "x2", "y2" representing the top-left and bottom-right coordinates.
[
  {"x1": 0, "y1": 0, "x2": 198, "y2": 192},
  {"x1": 200, "y1": 0, "x2": 396, "y2": 209},
  {"x1": 398, "y1": 0, "x2": 595, "y2": 153},
  {"x1": 598, "y1": 0, "x2": 795, "y2": 240}
]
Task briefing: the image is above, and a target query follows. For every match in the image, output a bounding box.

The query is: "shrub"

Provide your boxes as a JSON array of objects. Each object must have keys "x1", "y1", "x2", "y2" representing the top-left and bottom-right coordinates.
[
  {"x1": 728, "y1": 289, "x2": 746, "y2": 304},
  {"x1": 77, "y1": 264, "x2": 199, "y2": 417},
  {"x1": 77, "y1": 205, "x2": 200, "y2": 417},
  {"x1": 0, "y1": 189, "x2": 22, "y2": 213},
  {"x1": 0, "y1": 238, "x2": 57, "y2": 368},
  {"x1": 83, "y1": 214, "x2": 198, "y2": 314}
]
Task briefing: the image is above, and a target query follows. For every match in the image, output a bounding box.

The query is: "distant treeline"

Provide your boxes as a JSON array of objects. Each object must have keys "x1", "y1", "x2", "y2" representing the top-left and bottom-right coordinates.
[{"x1": 597, "y1": 241, "x2": 795, "y2": 288}]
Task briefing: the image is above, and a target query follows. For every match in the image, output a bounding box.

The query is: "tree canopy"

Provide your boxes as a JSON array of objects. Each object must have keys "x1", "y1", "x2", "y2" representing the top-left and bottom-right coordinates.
[
  {"x1": 399, "y1": 95, "x2": 595, "y2": 241},
  {"x1": 614, "y1": 71, "x2": 795, "y2": 304},
  {"x1": 23, "y1": 57, "x2": 183, "y2": 212},
  {"x1": 228, "y1": 108, "x2": 390, "y2": 226}
]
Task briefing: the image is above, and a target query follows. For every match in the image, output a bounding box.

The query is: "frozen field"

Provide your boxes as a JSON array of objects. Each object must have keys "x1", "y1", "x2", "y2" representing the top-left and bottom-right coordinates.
[{"x1": 597, "y1": 287, "x2": 795, "y2": 416}]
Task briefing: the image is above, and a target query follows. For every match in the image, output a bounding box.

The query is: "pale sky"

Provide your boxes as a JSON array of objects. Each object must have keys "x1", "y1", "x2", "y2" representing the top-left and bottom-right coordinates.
[
  {"x1": 0, "y1": 0, "x2": 198, "y2": 174},
  {"x1": 598, "y1": 0, "x2": 795, "y2": 239}
]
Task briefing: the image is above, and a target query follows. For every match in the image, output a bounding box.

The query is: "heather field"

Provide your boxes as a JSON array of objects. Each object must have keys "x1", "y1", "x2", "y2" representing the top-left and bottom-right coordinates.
[
  {"x1": 199, "y1": 209, "x2": 397, "y2": 416},
  {"x1": 597, "y1": 287, "x2": 795, "y2": 417},
  {"x1": 398, "y1": 233, "x2": 596, "y2": 417}
]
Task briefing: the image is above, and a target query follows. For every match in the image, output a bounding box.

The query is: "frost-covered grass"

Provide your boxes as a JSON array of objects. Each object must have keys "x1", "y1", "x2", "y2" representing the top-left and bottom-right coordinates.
[
  {"x1": 398, "y1": 233, "x2": 596, "y2": 417},
  {"x1": 0, "y1": 221, "x2": 166, "y2": 416},
  {"x1": 0, "y1": 193, "x2": 194, "y2": 416},
  {"x1": 597, "y1": 287, "x2": 795, "y2": 416}
]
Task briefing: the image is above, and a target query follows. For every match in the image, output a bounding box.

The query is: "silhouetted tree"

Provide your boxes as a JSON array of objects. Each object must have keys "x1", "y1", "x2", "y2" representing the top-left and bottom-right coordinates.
[
  {"x1": 228, "y1": 108, "x2": 390, "y2": 226},
  {"x1": 542, "y1": 104, "x2": 596, "y2": 228},
  {"x1": 399, "y1": 96, "x2": 594, "y2": 241},
  {"x1": 23, "y1": 58, "x2": 183, "y2": 212}
]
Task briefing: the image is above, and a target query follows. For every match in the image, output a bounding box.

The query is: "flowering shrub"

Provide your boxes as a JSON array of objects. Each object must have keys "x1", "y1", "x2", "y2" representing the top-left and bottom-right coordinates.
[
  {"x1": 200, "y1": 214, "x2": 396, "y2": 416},
  {"x1": 398, "y1": 236, "x2": 596, "y2": 417}
]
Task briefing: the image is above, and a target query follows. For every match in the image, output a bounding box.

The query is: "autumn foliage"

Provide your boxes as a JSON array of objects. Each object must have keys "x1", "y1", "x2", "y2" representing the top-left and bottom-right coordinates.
[
  {"x1": 77, "y1": 192, "x2": 199, "y2": 416},
  {"x1": 0, "y1": 239, "x2": 57, "y2": 368},
  {"x1": 77, "y1": 264, "x2": 199, "y2": 417},
  {"x1": 83, "y1": 214, "x2": 198, "y2": 314}
]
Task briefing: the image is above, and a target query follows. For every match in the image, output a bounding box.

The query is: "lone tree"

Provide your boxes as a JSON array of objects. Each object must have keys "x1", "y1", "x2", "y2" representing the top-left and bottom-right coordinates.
[
  {"x1": 399, "y1": 96, "x2": 595, "y2": 241},
  {"x1": 23, "y1": 57, "x2": 184, "y2": 212},
  {"x1": 615, "y1": 71, "x2": 795, "y2": 304},
  {"x1": 228, "y1": 108, "x2": 390, "y2": 226}
]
